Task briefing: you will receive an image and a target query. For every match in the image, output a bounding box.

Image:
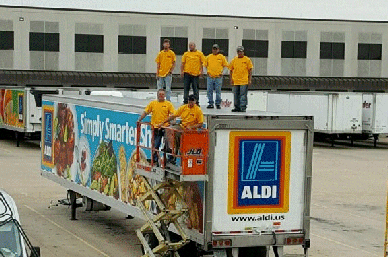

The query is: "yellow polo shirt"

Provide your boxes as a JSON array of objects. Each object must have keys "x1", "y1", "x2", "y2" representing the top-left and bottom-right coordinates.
[
  {"x1": 155, "y1": 50, "x2": 176, "y2": 77},
  {"x1": 175, "y1": 104, "x2": 204, "y2": 129},
  {"x1": 205, "y1": 53, "x2": 228, "y2": 78},
  {"x1": 145, "y1": 100, "x2": 175, "y2": 128},
  {"x1": 182, "y1": 50, "x2": 206, "y2": 76},
  {"x1": 229, "y1": 56, "x2": 253, "y2": 86}
]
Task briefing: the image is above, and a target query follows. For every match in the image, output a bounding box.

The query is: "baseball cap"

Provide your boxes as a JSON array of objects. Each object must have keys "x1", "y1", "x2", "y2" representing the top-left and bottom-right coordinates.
[
  {"x1": 236, "y1": 46, "x2": 244, "y2": 52},
  {"x1": 188, "y1": 95, "x2": 196, "y2": 101},
  {"x1": 212, "y1": 44, "x2": 220, "y2": 49}
]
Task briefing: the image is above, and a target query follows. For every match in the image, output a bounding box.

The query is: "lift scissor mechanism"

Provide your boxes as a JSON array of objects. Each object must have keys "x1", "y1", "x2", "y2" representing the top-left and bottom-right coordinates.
[{"x1": 135, "y1": 122, "x2": 209, "y2": 256}]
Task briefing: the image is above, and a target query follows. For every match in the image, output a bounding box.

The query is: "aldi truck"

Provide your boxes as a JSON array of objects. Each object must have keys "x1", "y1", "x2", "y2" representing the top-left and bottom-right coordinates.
[{"x1": 40, "y1": 94, "x2": 313, "y2": 257}]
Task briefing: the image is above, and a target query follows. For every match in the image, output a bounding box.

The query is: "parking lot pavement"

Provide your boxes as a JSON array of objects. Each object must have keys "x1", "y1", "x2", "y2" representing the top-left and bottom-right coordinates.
[
  {"x1": 0, "y1": 139, "x2": 143, "y2": 257},
  {"x1": 0, "y1": 136, "x2": 387, "y2": 256}
]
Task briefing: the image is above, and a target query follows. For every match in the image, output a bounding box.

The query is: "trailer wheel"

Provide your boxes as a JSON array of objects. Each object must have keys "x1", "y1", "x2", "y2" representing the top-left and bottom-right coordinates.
[
  {"x1": 140, "y1": 233, "x2": 158, "y2": 254},
  {"x1": 168, "y1": 232, "x2": 200, "y2": 257},
  {"x1": 238, "y1": 246, "x2": 267, "y2": 257},
  {"x1": 177, "y1": 241, "x2": 200, "y2": 257}
]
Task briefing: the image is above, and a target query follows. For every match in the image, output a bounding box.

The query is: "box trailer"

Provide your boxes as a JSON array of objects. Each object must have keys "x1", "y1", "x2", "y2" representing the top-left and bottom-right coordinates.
[
  {"x1": 116, "y1": 89, "x2": 268, "y2": 112},
  {"x1": 0, "y1": 87, "x2": 64, "y2": 145},
  {"x1": 263, "y1": 92, "x2": 362, "y2": 135},
  {"x1": 40, "y1": 94, "x2": 313, "y2": 257},
  {"x1": 362, "y1": 93, "x2": 388, "y2": 146}
]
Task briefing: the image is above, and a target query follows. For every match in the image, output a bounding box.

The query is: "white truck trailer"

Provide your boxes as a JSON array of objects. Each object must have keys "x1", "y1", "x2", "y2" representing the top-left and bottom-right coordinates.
[
  {"x1": 362, "y1": 93, "x2": 388, "y2": 146},
  {"x1": 0, "y1": 87, "x2": 64, "y2": 146},
  {"x1": 40, "y1": 94, "x2": 313, "y2": 257}
]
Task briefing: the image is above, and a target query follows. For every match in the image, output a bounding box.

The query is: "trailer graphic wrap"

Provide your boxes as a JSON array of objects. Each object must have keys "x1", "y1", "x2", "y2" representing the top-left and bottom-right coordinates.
[
  {"x1": 0, "y1": 89, "x2": 24, "y2": 128},
  {"x1": 42, "y1": 104, "x2": 55, "y2": 168},
  {"x1": 41, "y1": 100, "x2": 205, "y2": 233},
  {"x1": 228, "y1": 131, "x2": 291, "y2": 214}
]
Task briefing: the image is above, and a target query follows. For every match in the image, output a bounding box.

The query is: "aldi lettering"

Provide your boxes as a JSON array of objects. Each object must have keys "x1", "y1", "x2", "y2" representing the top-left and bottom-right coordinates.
[{"x1": 228, "y1": 131, "x2": 291, "y2": 214}]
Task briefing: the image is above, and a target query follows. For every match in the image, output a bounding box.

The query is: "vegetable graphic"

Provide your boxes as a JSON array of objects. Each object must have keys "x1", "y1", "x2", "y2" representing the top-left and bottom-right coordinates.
[{"x1": 90, "y1": 141, "x2": 119, "y2": 199}]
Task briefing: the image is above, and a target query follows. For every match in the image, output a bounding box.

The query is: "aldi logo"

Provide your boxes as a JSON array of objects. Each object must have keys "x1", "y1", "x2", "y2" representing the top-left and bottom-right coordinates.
[
  {"x1": 228, "y1": 131, "x2": 291, "y2": 214},
  {"x1": 42, "y1": 106, "x2": 54, "y2": 167}
]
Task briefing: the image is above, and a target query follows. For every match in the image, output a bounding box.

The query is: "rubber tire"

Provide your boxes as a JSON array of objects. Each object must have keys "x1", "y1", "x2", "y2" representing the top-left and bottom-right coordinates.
[
  {"x1": 167, "y1": 232, "x2": 200, "y2": 257},
  {"x1": 140, "y1": 233, "x2": 159, "y2": 254},
  {"x1": 238, "y1": 246, "x2": 267, "y2": 257},
  {"x1": 177, "y1": 241, "x2": 200, "y2": 257}
]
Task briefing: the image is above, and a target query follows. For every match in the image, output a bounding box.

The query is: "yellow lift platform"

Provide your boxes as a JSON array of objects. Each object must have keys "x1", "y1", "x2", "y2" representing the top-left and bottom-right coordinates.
[{"x1": 135, "y1": 122, "x2": 209, "y2": 257}]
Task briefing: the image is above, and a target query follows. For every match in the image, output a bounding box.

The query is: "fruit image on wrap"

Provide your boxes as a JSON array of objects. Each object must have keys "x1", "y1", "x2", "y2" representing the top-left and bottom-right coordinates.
[{"x1": 90, "y1": 141, "x2": 119, "y2": 199}]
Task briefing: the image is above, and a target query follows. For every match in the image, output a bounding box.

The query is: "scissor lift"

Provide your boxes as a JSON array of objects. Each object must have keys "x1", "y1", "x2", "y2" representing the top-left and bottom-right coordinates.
[{"x1": 135, "y1": 122, "x2": 209, "y2": 257}]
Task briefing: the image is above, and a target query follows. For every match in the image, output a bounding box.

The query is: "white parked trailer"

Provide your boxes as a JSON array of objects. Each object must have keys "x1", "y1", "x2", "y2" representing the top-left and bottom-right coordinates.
[
  {"x1": 263, "y1": 92, "x2": 363, "y2": 135},
  {"x1": 362, "y1": 93, "x2": 388, "y2": 146}
]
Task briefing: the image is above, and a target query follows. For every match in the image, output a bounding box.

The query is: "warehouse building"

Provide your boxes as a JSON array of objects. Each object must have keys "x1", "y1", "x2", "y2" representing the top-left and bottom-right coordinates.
[{"x1": 1, "y1": 1, "x2": 388, "y2": 90}]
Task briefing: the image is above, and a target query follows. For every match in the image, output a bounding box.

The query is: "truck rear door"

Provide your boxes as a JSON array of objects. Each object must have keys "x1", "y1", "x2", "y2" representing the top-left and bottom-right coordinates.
[{"x1": 206, "y1": 115, "x2": 313, "y2": 248}]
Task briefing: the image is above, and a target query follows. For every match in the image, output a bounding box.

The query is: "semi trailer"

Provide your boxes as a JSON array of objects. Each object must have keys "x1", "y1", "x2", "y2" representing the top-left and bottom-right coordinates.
[{"x1": 40, "y1": 94, "x2": 313, "y2": 257}]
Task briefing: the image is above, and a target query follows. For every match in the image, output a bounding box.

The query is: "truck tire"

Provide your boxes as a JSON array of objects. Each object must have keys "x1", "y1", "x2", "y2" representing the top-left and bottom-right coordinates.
[
  {"x1": 238, "y1": 246, "x2": 267, "y2": 257},
  {"x1": 177, "y1": 241, "x2": 200, "y2": 257},
  {"x1": 140, "y1": 233, "x2": 158, "y2": 254}
]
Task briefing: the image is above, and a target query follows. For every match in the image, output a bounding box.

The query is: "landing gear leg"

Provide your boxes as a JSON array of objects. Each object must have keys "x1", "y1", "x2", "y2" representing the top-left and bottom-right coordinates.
[
  {"x1": 69, "y1": 190, "x2": 77, "y2": 220},
  {"x1": 16, "y1": 132, "x2": 20, "y2": 147},
  {"x1": 373, "y1": 134, "x2": 379, "y2": 148}
]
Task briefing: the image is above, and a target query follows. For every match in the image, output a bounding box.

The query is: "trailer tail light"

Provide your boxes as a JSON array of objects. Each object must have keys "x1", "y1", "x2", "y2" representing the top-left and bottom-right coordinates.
[
  {"x1": 212, "y1": 239, "x2": 232, "y2": 248},
  {"x1": 286, "y1": 237, "x2": 304, "y2": 245}
]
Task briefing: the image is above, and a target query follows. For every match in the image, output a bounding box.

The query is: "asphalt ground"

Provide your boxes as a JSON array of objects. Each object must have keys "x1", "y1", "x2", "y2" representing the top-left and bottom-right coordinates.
[{"x1": 0, "y1": 133, "x2": 386, "y2": 257}]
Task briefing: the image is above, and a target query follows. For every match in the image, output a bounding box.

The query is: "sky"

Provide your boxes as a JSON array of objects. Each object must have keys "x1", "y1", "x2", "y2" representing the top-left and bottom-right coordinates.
[{"x1": 0, "y1": 0, "x2": 387, "y2": 22}]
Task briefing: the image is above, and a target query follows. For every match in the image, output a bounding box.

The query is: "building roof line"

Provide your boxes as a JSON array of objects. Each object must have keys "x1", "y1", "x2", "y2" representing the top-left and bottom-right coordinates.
[{"x1": 2, "y1": 4, "x2": 388, "y2": 24}]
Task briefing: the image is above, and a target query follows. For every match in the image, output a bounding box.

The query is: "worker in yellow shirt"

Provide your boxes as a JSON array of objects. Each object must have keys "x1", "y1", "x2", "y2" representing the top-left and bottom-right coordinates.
[
  {"x1": 229, "y1": 46, "x2": 253, "y2": 112},
  {"x1": 159, "y1": 95, "x2": 204, "y2": 164},
  {"x1": 181, "y1": 42, "x2": 206, "y2": 105},
  {"x1": 138, "y1": 89, "x2": 175, "y2": 165},
  {"x1": 204, "y1": 44, "x2": 228, "y2": 109},
  {"x1": 155, "y1": 39, "x2": 176, "y2": 101}
]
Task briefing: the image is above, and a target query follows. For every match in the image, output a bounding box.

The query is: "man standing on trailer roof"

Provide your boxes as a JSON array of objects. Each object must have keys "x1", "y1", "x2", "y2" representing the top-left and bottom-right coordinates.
[
  {"x1": 155, "y1": 39, "x2": 176, "y2": 101},
  {"x1": 181, "y1": 42, "x2": 205, "y2": 105},
  {"x1": 229, "y1": 46, "x2": 253, "y2": 112},
  {"x1": 138, "y1": 89, "x2": 175, "y2": 166},
  {"x1": 204, "y1": 44, "x2": 228, "y2": 109}
]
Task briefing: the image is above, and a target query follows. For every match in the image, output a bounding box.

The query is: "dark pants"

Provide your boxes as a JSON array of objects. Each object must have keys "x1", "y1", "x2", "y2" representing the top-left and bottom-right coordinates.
[
  {"x1": 233, "y1": 85, "x2": 248, "y2": 111},
  {"x1": 183, "y1": 73, "x2": 199, "y2": 104},
  {"x1": 153, "y1": 128, "x2": 164, "y2": 163}
]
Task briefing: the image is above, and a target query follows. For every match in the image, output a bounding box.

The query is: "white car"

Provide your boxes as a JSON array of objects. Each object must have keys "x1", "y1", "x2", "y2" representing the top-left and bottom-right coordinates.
[{"x1": 0, "y1": 190, "x2": 40, "y2": 257}]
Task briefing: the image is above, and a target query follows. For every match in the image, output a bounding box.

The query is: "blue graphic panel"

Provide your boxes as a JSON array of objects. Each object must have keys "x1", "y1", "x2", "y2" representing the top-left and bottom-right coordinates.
[{"x1": 237, "y1": 139, "x2": 282, "y2": 207}]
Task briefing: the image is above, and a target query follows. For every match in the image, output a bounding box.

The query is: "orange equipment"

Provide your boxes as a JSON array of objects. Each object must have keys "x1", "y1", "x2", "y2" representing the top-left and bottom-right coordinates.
[{"x1": 136, "y1": 121, "x2": 209, "y2": 176}]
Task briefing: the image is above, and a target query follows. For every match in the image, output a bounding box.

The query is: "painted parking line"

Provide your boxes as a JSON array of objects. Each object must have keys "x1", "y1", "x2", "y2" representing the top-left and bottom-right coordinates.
[
  {"x1": 0, "y1": 147, "x2": 12, "y2": 154},
  {"x1": 311, "y1": 233, "x2": 380, "y2": 257},
  {"x1": 24, "y1": 204, "x2": 111, "y2": 257},
  {"x1": 313, "y1": 203, "x2": 380, "y2": 221}
]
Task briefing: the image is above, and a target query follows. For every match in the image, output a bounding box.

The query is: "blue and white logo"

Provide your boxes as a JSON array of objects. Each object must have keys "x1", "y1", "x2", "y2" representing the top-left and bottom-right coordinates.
[
  {"x1": 242, "y1": 142, "x2": 279, "y2": 182},
  {"x1": 237, "y1": 140, "x2": 282, "y2": 206},
  {"x1": 43, "y1": 111, "x2": 53, "y2": 162}
]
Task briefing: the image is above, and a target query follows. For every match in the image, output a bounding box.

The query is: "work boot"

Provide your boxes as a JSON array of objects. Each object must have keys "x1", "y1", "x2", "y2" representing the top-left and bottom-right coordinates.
[
  {"x1": 216, "y1": 105, "x2": 221, "y2": 109},
  {"x1": 207, "y1": 104, "x2": 214, "y2": 109}
]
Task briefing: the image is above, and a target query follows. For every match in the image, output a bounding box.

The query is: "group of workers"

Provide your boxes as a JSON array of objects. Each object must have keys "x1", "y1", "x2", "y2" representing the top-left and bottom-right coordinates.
[
  {"x1": 155, "y1": 39, "x2": 253, "y2": 112},
  {"x1": 139, "y1": 39, "x2": 253, "y2": 166},
  {"x1": 138, "y1": 89, "x2": 203, "y2": 165}
]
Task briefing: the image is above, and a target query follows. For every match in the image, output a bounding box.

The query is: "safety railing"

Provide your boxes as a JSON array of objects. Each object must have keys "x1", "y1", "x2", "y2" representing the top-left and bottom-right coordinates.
[{"x1": 136, "y1": 121, "x2": 209, "y2": 176}]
